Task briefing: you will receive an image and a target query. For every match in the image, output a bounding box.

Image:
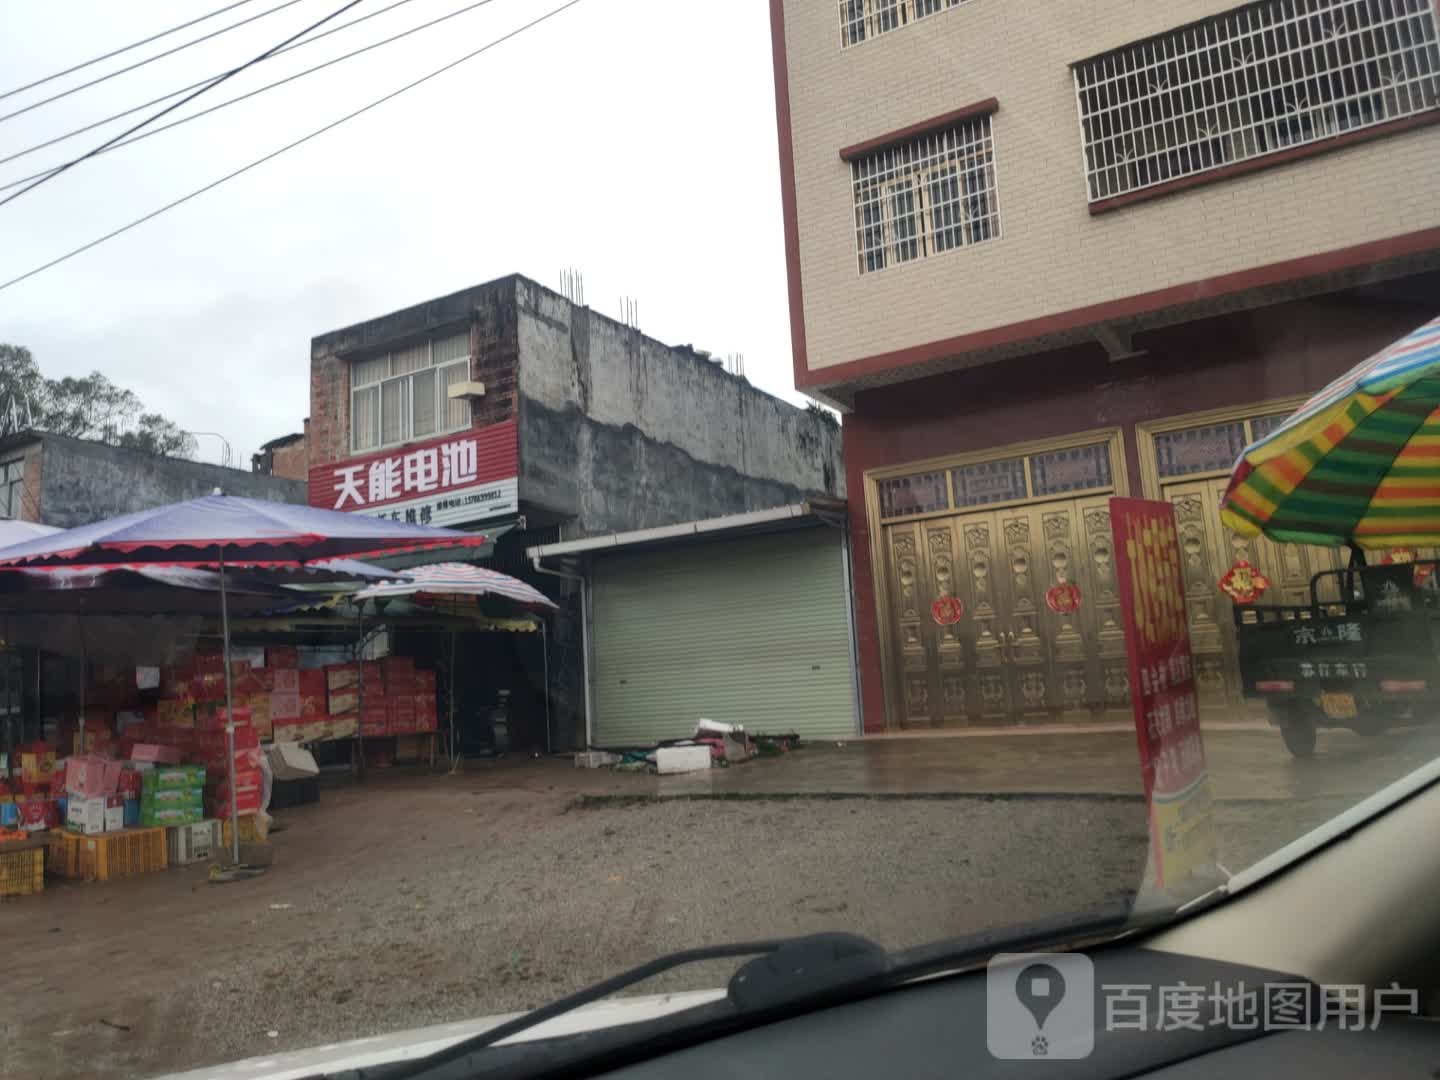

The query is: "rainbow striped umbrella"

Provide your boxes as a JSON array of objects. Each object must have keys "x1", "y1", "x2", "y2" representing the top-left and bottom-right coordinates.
[{"x1": 1221, "y1": 315, "x2": 1440, "y2": 549}]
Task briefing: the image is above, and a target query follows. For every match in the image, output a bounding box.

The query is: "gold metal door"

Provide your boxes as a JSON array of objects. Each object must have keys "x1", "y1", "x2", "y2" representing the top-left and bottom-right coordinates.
[
  {"x1": 880, "y1": 495, "x2": 1133, "y2": 727},
  {"x1": 1164, "y1": 477, "x2": 1347, "y2": 714}
]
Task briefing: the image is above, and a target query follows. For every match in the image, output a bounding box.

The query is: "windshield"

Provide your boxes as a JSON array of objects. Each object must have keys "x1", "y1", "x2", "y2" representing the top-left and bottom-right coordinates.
[{"x1": 3, "y1": 0, "x2": 1440, "y2": 1077}]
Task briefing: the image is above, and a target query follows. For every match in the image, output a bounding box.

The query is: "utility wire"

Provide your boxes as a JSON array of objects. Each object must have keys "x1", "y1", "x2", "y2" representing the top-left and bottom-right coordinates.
[
  {"x1": 0, "y1": 0, "x2": 587, "y2": 294},
  {"x1": 0, "y1": 0, "x2": 312, "y2": 126},
  {"x1": 0, "y1": 0, "x2": 368, "y2": 209},
  {"x1": 0, "y1": 0, "x2": 265, "y2": 104},
  {"x1": 0, "y1": 0, "x2": 432, "y2": 170},
  {"x1": 0, "y1": 0, "x2": 496, "y2": 185}
]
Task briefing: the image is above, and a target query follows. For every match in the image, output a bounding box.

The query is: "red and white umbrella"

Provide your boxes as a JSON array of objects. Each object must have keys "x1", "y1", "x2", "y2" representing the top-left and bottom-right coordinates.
[{"x1": 352, "y1": 562, "x2": 557, "y2": 611}]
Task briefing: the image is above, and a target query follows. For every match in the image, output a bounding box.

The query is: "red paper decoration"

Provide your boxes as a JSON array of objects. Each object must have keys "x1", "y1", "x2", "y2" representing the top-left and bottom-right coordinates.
[
  {"x1": 931, "y1": 595, "x2": 964, "y2": 625},
  {"x1": 1046, "y1": 582, "x2": 1082, "y2": 613},
  {"x1": 1218, "y1": 559, "x2": 1270, "y2": 604}
]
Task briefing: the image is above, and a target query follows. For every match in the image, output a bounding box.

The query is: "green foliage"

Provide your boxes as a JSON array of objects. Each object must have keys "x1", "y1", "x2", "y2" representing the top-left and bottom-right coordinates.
[{"x1": 0, "y1": 344, "x2": 195, "y2": 458}]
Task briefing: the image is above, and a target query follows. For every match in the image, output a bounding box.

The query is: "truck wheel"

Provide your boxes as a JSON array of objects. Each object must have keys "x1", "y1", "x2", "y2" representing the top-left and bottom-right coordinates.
[{"x1": 1279, "y1": 713, "x2": 1318, "y2": 758}]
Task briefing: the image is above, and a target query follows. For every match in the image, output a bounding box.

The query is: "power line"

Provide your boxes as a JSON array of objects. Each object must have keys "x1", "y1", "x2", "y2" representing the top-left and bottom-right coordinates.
[
  {"x1": 0, "y1": 0, "x2": 503, "y2": 190},
  {"x1": 0, "y1": 0, "x2": 432, "y2": 171},
  {"x1": 0, "y1": 0, "x2": 588, "y2": 294},
  {"x1": 0, "y1": 0, "x2": 368, "y2": 209},
  {"x1": 0, "y1": 0, "x2": 266, "y2": 104},
  {"x1": 0, "y1": 0, "x2": 312, "y2": 126}
]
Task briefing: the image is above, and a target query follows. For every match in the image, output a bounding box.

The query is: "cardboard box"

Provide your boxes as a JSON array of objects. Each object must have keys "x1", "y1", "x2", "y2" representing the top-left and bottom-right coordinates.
[
  {"x1": 67, "y1": 796, "x2": 107, "y2": 835},
  {"x1": 272, "y1": 717, "x2": 306, "y2": 743},
  {"x1": 142, "y1": 804, "x2": 205, "y2": 827},
  {"x1": 167, "y1": 820, "x2": 219, "y2": 865},
  {"x1": 272, "y1": 668, "x2": 299, "y2": 693},
  {"x1": 66, "y1": 755, "x2": 121, "y2": 798},
  {"x1": 324, "y1": 663, "x2": 358, "y2": 691},
  {"x1": 267, "y1": 646, "x2": 299, "y2": 669},
  {"x1": 208, "y1": 788, "x2": 262, "y2": 818},
  {"x1": 267, "y1": 742, "x2": 319, "y2": 781},
  {"x1": 327, "y1": 689, "x2": 359, "y2": 715},
  {"x1": 328, "y1": 714, "x2": 358, "y2": 740},
  {"x1": 300, "y1": 693, "x2": 326, "y2": 719},
  {"x1": 248, "y1": 695, "x2": 272, "y2": 740},
  {"x1": 144, "y1": 764, "x2": 207, "y2": 790},
  {"x1": 117, "y1": 767, "x2": 144, "y2": 798},
  {"x1": 103, "y1": 795, "x2": 126, "y2": 832},
  {"x1": 253, "y1": 667, "x2": 276, "y2": 692},
  {"x1": 19, "y1": 748, "x2": 55, "y2": 784},
  {"x1": 16, "y1": 797, "x2": 57, "y2": 832},
  {"x1": 128, "y1": 742, "x2": 185, "y2": 765},
  {"x1": 140, "y1": 786, "x2": 204, "y2": 809},
  {"x1": 271, "y1": 691, "x2": 301, "y2": 721},
  {"x1": 656, "y1": 746, "x2": 712, "y2": 774},
  {"x1": 415, "y1": 668, "x2": 437, "y2": 691},
  {"x1": 298, "y1": 669, "x2": 326, "y2": 696}
]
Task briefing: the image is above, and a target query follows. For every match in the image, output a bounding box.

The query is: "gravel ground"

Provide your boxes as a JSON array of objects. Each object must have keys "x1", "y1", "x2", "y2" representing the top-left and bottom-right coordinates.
[{"x1": 1, "y1": 776, "x2": 1354, "y2": 1080}]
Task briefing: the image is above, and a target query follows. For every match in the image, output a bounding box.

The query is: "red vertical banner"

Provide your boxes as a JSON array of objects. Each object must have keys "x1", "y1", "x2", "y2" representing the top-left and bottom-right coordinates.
[{"x1": 1109, "y1": 498, "x2": 1217, "y2": 889}]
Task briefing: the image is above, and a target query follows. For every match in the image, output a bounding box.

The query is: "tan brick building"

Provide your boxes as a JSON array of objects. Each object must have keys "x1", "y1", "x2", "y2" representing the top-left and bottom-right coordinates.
[{"x1": 770, "y1": 0, "x2": 1440, "y2": 731}]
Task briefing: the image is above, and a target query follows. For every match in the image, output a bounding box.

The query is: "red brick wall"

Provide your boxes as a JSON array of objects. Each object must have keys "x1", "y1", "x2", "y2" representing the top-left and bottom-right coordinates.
[{"x1": 843, "y1": 297, "x2": 1435, "y2": 733}]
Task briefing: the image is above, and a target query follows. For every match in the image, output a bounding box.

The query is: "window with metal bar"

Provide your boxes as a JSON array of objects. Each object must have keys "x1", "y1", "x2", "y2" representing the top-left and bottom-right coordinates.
[
  {"x1": 1074, "y1": 0, "x2": 1440, "y2": 203},
  {"x1": 852, "y1": 116, "x2": 1001, "y2": 274},
  {"x1": 0, "y1": 460, "x2": 24, "y2": 519},
  {"x1": 838, "y1": 0, "x2": 973, "y2": 47},
  {"x1": 350, "y1": 332, "x2": 471, "y2": 453}
]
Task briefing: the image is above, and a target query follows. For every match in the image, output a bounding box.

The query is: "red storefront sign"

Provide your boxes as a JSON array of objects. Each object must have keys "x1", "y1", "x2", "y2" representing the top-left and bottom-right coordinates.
[
  {"x1": 308, "y1": 421, "x2": 518, "y2": 528},
  {"x1": 1109, "y1": 497, "x2": 1217, "y2": 889}
]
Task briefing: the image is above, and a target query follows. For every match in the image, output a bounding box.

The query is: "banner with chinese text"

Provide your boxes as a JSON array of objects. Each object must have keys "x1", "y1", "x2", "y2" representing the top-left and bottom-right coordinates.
[
  {"x1": 308, "y1": 421, "x2": 518, "y2": 528},
  {"x1": 1109, "y1": 497, "x2": 1217, "y2": 888}
]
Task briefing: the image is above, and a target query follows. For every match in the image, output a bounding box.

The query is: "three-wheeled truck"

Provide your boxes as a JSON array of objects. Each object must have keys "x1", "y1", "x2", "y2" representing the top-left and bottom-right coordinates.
[{"x1": 1234, "y1": 558, "x2": 1439, "y2": 757}]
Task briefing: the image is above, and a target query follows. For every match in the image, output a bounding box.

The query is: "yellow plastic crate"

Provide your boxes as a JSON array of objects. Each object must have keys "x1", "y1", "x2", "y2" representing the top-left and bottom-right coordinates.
[
  {"x1": 221, "y1": 815, "x2": 266, "y2": 847},
  {"x1": 0, "y1": 847, "x2": 44, "y2": 896},
  {"x1": 79, "y1": 827, "x2": 167, "y2": 882},
  {"x1": 48, "y1": 831, "x2": 85, "y2": 880}
]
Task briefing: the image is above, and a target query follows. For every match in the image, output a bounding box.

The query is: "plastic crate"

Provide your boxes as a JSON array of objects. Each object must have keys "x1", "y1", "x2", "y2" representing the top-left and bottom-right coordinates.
[
  {"x1": 48, "y1": 831, "x2": 85, "y2": 880},
  {"x1": 79, "y1": 827, "x2": 168, "y2": 882},
  {"x1": 0, "y1": 847, "x2": 43, "y2": 896}
]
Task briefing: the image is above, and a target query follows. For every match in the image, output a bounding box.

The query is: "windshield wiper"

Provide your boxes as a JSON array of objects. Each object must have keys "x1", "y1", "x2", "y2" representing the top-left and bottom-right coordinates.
[{"x1": 344, "y1": 903, "x2": 1152, "y2": 1080}]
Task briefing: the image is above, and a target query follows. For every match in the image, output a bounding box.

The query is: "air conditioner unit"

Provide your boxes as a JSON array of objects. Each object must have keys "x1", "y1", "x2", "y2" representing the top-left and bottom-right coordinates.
[{"x1": 446, "y1": 381, "x2": 487, "y2": 400}]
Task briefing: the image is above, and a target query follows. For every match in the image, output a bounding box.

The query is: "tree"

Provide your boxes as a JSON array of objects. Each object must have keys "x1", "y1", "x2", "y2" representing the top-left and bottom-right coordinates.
[{"x1": 0, "y1": 344, "x2": 195, "y2": 458}]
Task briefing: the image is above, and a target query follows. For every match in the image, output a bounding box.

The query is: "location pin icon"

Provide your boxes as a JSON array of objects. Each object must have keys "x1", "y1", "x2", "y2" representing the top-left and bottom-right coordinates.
[{"x1": 1016, "y1": 962, "x2": 1066, "y2": 1030}]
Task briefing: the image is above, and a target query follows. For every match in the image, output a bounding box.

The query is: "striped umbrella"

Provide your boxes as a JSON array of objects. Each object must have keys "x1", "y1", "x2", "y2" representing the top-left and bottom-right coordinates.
[
  {"x1": 351, "y1": 562, "x2": 557, "y2": 611},
  {"x1": 1221, "y1": 315, "x2": 1440, "y2": 550}
]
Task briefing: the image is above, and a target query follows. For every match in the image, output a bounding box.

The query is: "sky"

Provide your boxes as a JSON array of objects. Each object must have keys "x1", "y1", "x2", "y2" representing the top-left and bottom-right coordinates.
[{"x1": 0, "y1": 0, "x2": 802, "y2": 468}]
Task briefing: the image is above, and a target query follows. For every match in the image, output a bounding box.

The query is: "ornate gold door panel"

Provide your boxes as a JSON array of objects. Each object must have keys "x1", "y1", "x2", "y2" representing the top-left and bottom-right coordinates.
[{"x1": 882, "y1": 522, "x2": 936, "y2": 727}]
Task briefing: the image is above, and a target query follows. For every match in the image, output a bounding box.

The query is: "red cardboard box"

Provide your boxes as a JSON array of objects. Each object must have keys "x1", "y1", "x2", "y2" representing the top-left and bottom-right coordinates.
[
  {"x1": 117, "y1": 766, "x2": 144, "y2": 797},
  {"x1": 270, "y1": 692, "x2": 301, "y2": 721},
  {"x1": 194, "y1": 650, "x2": 225, "y2": 677},
  {"x1": 210, "y1": 767, "x2": 262, "y2": 799},
  {"x1": 248, "y1": 696, "x2": 272, "y2": 740},
  {"x1": 328, "y1": 714, "x2": 358, "y2": 740},
  {"x1": 300, "y1": 693, "x2": 327, "y2": 719},
  {"x1": 272, "y1": 668, "x2": 299, "y2": 693},
  {"x1": 415, "y1": 669, "x2": 437, "y2": 692},
  {"x1": 325, "y1": 663, "x2": 358, "y2": 691},
  {"x1": 298, "y1": 669, "x2": 326, "y2": 696},
  {"x1": 16, "y1": 797, "x2": 58, "y2": 831},
  {"x1": 254, "y1": 667, "x2": 276, "y2": 693},
  {"x1": 192, "y1": 672, "x2": 226, "y2": 703},
  {"x1": 328, "y1": 689, "x2": 359, "y2": 715},
  {"x1": 208, "y1": 788, "x2": 262, "y2": 818},
  {"x1": 267, "y1": 646, "x2": 299, "y2": 669}
]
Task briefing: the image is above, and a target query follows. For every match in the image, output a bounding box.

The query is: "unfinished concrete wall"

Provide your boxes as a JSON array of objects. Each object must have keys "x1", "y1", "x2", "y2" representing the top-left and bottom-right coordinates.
[
  {"x1": 36, "y1": 434, "x2": 306, "y2": 529},
  {"x1": 515, "y1": 277, "x2": 842, "y2": 538}
]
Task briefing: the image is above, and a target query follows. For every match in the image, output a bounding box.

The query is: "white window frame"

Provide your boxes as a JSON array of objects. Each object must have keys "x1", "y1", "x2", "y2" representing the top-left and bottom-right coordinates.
[
  {"x1": 1073, "y1": 0, "x2": 1440, "y2": 204},
  {"x1": 0, "y1": 459, "x2": 24, "y2": 520},
  {"x1": 838, "y1": 0, "x2": 973, "y2": 48},
  {"x1": 851, "y1": 115, "x2": 1001, "y2": 275},
  {"x1": 350, "y1": 334, "x2": 471, "y2": 454}
]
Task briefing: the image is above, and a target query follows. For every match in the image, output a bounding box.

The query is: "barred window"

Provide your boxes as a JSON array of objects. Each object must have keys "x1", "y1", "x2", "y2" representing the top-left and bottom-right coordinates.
[
  {"x1": 838, "y1": 0, "x2": 973, "y2": 47},
  {"x1": 852, "y1": 116, "x2": 1001, "y2": 274},
  {"x1": 1074, "y1": 0, "x2": 1440, "y2": 203}
]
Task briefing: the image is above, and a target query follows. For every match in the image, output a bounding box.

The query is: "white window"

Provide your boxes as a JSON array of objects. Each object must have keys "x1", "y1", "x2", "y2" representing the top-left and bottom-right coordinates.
[
  {"x1": 852, "y1": 115, "x2": 1001, "y2": 275},
  {"x1": 1074, "y1": 0, "x2": 1440, "y2": 203},
  {"x1": 0, "y1": 460, "x2": 23, "y2": 519},
  {"x1": 838, "y1": 0, "x2": 972, "y2": 47},
  {"x1": 350, "y1": 332, "x2": 471, "y2": 453}
]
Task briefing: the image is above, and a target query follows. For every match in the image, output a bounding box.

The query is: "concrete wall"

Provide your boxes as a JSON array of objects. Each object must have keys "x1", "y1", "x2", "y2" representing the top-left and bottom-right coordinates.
[
  {"x1": 35, "y1": 434, "x2": 307, "y2": 529},
  {"x1": 514, "y1": 277, "x2": 843, "y2": 537},
  {"x1": 779, "y1": 0, "x2": 1440, "y2": 373}
]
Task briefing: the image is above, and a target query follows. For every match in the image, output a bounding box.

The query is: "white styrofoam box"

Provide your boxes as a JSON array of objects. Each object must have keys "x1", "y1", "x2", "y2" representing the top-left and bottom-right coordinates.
[
  {"x1": 267, "y1": 741, "x2": 319, "y2": 782},
  {"x1": 167, "y1": 820, "x2": 220, "y2": 865},
  {"x1": 656, "y1": 746, "x2": 712, "y2": 774},
  {"x1": 103, "y1": 800, "x2": 125, "y2": 832}
]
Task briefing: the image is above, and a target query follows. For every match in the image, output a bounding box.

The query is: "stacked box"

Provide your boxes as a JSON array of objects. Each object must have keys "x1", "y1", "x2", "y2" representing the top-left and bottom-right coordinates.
[
  {"x1": 139, "y1": 764, "x2": 206, "y2": 827},
  {"x1": 271, "y1": 692, "x2": 301, "y2": 723},
  {"x1": 207, "y1": 767, "x2": 262, "y2": 819},
  {"x1": 386, "y1": 696, "x2": 417, "y2": 734},
  {"x1": 167, "y1": 820, "x2": 220, "y2": 865},
  {"x1": 328, "y1": 688, "x2": 359, "y2": 715},
  {"x1": 272, "y1": 667, "x2": 299, "y2": 693},
  {"x1": 248, "y1": 694, "x2": 272, "y2": 741},
  {"x1": 415, "y1": 669, "x2": 437, "y2": 693},
  {"x1": 414, "y1": 693, "x2": 438, "y2": 732},
  {"x1": 66, "y1": 755, "x2": 121, "y2": 799},
  {"x1": 267, "y1": 646, "x2": 299, "y2": 669},
  {"x1": 381, "y1": 656, "x2": 416, "y2": 694},
  {"x1": 325, "y1": 663, "x2": 358, "y2": 691}
]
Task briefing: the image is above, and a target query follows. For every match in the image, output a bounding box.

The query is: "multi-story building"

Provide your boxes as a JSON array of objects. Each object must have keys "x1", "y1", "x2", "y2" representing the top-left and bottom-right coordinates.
[{"x1": 770, "y1": 0, "x2": 1440, "y2": 731}]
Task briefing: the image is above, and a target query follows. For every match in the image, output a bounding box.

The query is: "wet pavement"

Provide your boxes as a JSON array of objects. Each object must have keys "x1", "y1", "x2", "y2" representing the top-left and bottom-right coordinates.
[{"x1": 656, "y1": 723, "x2": 1440, "y2": 801}]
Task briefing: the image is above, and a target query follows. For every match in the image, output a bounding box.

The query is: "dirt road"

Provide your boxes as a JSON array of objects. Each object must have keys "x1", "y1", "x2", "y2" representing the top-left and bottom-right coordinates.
[{"x1": 1, "y1": 749, "x2": 1362, "y2": 1080}]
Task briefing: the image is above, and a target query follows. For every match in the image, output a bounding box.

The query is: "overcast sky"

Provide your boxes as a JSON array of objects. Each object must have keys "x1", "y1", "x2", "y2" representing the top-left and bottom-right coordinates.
[{"x1": 0, "y1": 0, "x2": 800, "y2": 468}]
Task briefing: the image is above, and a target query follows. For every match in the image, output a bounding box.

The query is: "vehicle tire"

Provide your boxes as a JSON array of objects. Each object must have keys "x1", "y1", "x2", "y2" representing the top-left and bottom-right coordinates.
[{"x1": 1279, "y1": 713, "x2": 1318, "y2": 758}]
